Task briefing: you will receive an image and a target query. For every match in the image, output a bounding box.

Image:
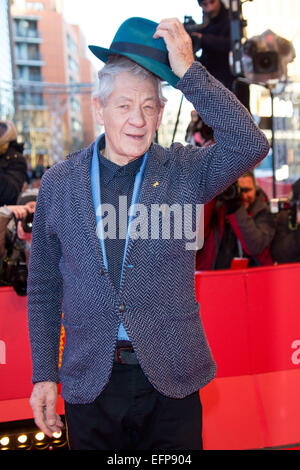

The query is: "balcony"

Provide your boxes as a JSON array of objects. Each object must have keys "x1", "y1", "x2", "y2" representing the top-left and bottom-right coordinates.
[
  {"x1": 14, "y1": 34, "x2": 43, "y2": 44},
  {"x1": 15, "y1": 56, "x2": 45, "y2": 67},
  {"x1": 13, "y1": 16, "x2": 43, "y2": 44}
]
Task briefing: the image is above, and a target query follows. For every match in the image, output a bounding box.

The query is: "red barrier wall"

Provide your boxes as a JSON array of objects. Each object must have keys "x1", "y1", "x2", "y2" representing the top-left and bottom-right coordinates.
[
  {"x1": 195, "y1": 263, "x2": 300, "y2": 377},
  {"x1": 196, "y1": 263, "x2": 300, "y2": 449},
  {"x1": 0, "y1": 263, "x2": 300, "y2": 449},
  {"x1": 0, "y1": 289, "x2": 32, "y2": 400}
]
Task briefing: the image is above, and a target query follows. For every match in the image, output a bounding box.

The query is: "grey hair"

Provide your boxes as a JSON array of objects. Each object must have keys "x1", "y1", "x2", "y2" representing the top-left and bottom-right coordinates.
[{"x1": 93, "y1": 55, "x2": 167, "y2": 107}]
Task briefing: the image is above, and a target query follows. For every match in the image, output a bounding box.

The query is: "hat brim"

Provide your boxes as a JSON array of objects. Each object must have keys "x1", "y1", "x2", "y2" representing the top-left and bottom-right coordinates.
[{"x1": 88, "y1": 45, "x2": 179, "y2": 88}]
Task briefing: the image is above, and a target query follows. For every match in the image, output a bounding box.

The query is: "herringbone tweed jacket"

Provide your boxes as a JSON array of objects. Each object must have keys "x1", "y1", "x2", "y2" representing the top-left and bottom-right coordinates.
[{"x1": 27, "y1": 62, "x2": 269, "y2": 404}]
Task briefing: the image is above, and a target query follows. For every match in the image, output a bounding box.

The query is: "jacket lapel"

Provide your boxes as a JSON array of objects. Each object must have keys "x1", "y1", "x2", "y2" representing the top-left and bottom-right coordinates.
[
  {"x1": 139, "y1": 145, "x2": 171, "y2": 207},
  {"x1": 122, "y1": 145, "x2": 171, "y2": 267},
  {"x1": 70, "y1": 145, "x2": 108, "y2": 273}
]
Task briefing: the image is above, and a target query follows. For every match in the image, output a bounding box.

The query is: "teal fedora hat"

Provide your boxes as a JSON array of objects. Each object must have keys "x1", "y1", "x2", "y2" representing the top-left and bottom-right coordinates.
[{"x1": 88, "y1": 17, "x2": 179, "y2": 87}]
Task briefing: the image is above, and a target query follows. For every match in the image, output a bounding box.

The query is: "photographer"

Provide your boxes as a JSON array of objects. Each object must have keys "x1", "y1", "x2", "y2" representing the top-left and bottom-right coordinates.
[
  {"x1": 185, "y1": 110, "x2": 215, "y2": 147},
  {"x1": 0, "y1": 120, "x2": 27, "y2": 206},
  {"x1": 0, "y1": 188, "x2": 37, "y2": 295},
  {"x1": 271, "y1": 179, "x2": 300, "y2": 264},
  {"x1": 196, "y1": 171, "x2": 275, "y2": 270},
  {"x1": 188, "y1": 0, "x2": 249, "y2": 108},
  {"x1": 190, "y1": 0, "x2": 232, "y2": 89}
]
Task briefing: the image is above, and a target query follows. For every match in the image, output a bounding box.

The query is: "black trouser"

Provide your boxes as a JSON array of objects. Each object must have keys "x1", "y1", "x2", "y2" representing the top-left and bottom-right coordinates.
[{"x1": 65, "y1": 361, "x2": 203, "y2": 451}]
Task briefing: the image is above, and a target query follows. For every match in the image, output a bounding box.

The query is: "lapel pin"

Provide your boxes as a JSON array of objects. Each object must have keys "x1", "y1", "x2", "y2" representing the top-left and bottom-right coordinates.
[{"x1": 153, "y1": 181, "x2": 159, "y2": 187}]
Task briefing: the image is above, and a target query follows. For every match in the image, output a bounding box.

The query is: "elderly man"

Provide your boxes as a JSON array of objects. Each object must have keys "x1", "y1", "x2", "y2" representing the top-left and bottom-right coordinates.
[{"x1": 28, "y1": 17, "x2": 269, "y2": 450}]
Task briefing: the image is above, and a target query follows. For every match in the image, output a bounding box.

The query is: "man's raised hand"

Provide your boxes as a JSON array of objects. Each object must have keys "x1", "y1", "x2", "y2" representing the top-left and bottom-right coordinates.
[{"x1": 153, "y1": 18, "x2": 194, "y2": 79}]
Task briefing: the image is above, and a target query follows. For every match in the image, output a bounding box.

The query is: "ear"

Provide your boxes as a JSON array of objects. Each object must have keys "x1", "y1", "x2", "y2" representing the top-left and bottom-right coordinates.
[
  {"x1": 93, "y1": 97, "x2": 105, "y2": 126},
  {"x1": 156, "y1": 104, "x2": 165, "y2": 131}
]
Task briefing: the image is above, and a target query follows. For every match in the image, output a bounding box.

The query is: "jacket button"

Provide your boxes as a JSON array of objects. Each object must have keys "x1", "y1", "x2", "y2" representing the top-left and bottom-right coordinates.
[
  {"x1": 99, "y1": 268, "x2": 105, "y2": 275},
  {"x1": 118, "y1": 303, "x2": 126, "y2": 313}
]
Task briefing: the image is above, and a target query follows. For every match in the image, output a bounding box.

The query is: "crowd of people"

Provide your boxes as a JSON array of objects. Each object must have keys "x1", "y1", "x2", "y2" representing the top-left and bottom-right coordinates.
[
  {"x1": 185, "y1": 110, "x2": 300, "y2": 270},
  {"x1": 0, "y1": 120, "x2": 41, "y2": 294}
]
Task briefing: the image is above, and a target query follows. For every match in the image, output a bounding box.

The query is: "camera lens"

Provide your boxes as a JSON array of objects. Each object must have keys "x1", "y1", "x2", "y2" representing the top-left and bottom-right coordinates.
[{"x1": 22, "y1": 212, "x2": 34, "y2": 233}]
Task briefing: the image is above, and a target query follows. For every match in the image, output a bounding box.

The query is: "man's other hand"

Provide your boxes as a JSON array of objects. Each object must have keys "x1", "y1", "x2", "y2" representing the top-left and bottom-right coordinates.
[{"x1": 29, "y1": 381, "x2": 64, "y2": 438}]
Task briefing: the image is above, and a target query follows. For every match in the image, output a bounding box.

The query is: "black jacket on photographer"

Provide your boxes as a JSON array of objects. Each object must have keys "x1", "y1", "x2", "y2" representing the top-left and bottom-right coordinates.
[
  {"x1": 271, "y1": 211, "x2": 300, "y2": 264},
  {"x1": 271, "y1": 179, "x2": 300, "y2": 264},
  {"x1": 192, "y1": 2, "x2": 233, "y2": 90},
  {"x1": 196, "y1": 187, "x2": 275, "y2": 270},
  {"x1": 191, "y1": 2, "x2": 249, "y2": 108},
  {"x1": 0, "y1": 140, "x2": 27, "y2": 206}
]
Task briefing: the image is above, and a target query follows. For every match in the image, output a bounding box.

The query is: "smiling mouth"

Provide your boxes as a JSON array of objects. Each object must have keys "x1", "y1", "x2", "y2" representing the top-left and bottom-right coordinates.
[{"x1": 126, "y1": 134, "x2": 145, "y2": 139}]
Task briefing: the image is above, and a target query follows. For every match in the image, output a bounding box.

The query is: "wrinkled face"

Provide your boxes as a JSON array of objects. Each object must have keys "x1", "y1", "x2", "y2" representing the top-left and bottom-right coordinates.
[
  {"x1": 200, "y1": 0, "x2": 222, "y2": 19},
  {"x1": 93, "y1": 72, "x2": 164, "y2": 165},
  {"x1": 238, "y1": 176, "x2": 256, "y2": 209}
]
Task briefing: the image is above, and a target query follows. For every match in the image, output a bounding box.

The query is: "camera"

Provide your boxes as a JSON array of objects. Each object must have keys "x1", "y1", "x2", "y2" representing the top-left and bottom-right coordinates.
[
  {"x1": 0, "y1": 208, "x2": 34, "y2": 295},
  {"x1": 1, "y1": 254, "x2": 28, "y2": 296},
  {"x1": 270, "y1": 197, "x2": 300, "y2": 231},
  {"x1": 21, "y1": 211, "x2": 34, "y2": 233},
  {"x1": 270, "y1": 197, "x2": 300, "y2": 214},
  {"x1": 217, "y1": 181, "x2": 240, "y2": 201},
  {"x1": 1, "y1": 232, "x2": 28, "y2": 296},
  {"x1": 270, "y1": 197, "x2": 291, "y2": 214},
  {"x1": 183, "y1": 16, "x2": 205, "y2": 34},
  {"x1": 242, "y1": 30, "x2": 295, "y2": 84}
]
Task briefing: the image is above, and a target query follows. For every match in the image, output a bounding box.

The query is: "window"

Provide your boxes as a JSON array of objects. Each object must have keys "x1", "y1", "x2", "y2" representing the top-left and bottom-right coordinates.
[
  {"x1": 67, "y1": 33, "x2": 78, "y2": 55},
  {"x1": 29, "y1": 67, "x2": 41, "y2": 81},
  {"x1": 70, "y1": 97, "x2": 81, "y2": 113},
  {"x1": 17, "y1": 92, "x2": 44, "y2": 106},
  {"x1": 26, "y1": 2, "x2": 44, "y2": 11},
  {"x1": 27, "y1": 44, "x2": 40, "y2": 60},
  {"x1": 68, "y1": 55, "x2": 79, "y2": 75},
  {"x1": 17, "y1": 65, "x2": 42, "y2": 81},
  {"x1": 14, "y1": 19, "x2": 39, "y2": 38},
  {"x1": 15, "y1": 43, "x2": 40, "y2": 60}
]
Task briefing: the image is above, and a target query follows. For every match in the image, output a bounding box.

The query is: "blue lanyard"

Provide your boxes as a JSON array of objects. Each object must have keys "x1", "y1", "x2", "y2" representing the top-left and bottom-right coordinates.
[{"x1": 90, "y1": 135, "x2": 148, "y2": 282}]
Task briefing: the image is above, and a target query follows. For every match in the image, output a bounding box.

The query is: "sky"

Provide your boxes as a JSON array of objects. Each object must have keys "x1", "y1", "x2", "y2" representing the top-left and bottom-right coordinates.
[{"x1": 62, "y1": 0, "x2": 204, "y2": 68}]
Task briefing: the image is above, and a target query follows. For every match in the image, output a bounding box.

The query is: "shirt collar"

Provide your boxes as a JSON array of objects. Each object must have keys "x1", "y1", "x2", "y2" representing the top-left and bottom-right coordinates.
[{"x1": 98, "y1": 137, "x2": 143, "y2": 184}]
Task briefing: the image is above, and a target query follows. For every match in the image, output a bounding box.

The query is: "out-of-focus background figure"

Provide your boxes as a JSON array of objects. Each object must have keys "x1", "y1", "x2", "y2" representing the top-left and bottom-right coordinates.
[
  {"x1": 0, "y1": 188, "x2": 38, "y2": 295},
  {"x1": 185, "y1": 110, "x2": 215, "y2": 147},
  {"x1": 271, "y1": 178, "x2": 300, "y2": 264},
  {"x1": 0, "y1": 120, "x2": 27, "y2": 207}
]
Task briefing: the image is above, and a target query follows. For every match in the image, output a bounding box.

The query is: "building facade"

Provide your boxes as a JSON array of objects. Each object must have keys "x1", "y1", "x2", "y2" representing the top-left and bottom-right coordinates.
[
  {"x1": 11, "y1": 0, "x2": 96, "y2": 167},
  {"x1": 0, "y1": 0, "x2": 15, "y2": 121}
]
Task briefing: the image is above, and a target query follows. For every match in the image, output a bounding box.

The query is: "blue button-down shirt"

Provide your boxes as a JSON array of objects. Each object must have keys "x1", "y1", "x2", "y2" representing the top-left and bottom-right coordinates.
[{"x1": 98, "y1": 143, "x2": 143, "y2": 342}]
